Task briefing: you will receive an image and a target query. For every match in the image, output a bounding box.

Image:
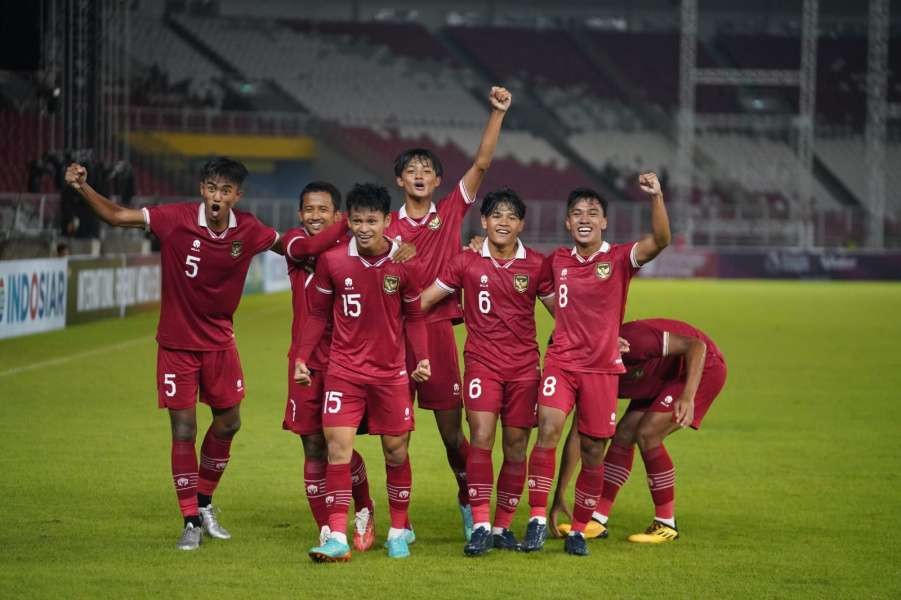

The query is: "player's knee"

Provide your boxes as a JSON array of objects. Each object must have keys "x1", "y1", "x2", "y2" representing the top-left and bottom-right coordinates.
[
  {"x1": 470, "y1": 429, "x2": 494, "y2": 450},
  {"x1": 171, "y1": 421, "x2": 196, "y2": 441},
  {"x1": 301, "y1": 435, "x2": 327, "y2": 460},
  {"x1": 502, "y1": 437, "x2": 528, "y2": 463},
  {"x1": 216, "y1": 417, "x2": 241, "y2": 439},
  {"x1": 536, "y1": 419, "x2": 562, "y2": 447},
  {"x1": 612, "y1": 427, "x2": 637, "y2": 449},
  {"x1": 579, "y1": 435, "x2": 607, "y2": 465},
  {"x1": 382, "y1": 441, "x2": 408, "y2": 466},
  {"x1": 635, "y1": 424, "x2": 663, "y2": 451},
  {"x1": 326, "y1": 439, "x2": 353, "y2": 464}
]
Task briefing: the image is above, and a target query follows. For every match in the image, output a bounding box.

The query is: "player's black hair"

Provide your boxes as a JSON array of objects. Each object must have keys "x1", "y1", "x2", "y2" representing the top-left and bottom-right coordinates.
[
  {"x1": 199, "y1": 157, "x2": 248, "y2": 187},
  {"x1": 394, "y1": 148, "x2": 444, "y2": 178},
  {"x1": 480, "y1": 187, "x2": 526, "y2": 219},
  {"x1": 346, "y1": 183, "x2": 392, "y2": 216},
  {"x1": 299, "y1": 181, "x2": 341, "y2": 211},
  {"x1": 566, "y1": 187, "x2": 608, "y2": 216}
]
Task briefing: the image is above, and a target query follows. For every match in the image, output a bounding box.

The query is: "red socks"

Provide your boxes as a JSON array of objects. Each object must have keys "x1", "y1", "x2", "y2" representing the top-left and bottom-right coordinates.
[
  {"x1": 642, "y1": 445, "x2": 675, "y2": 521},
  {"x1": 325, "y1": 462, "x2": 352, "y2": 535},
  {"x1": 386, "y1": 457, "x2": 412, "y2": 529},
  {"x1": 598, "y1": 443, "x2": 635, "y2": 517},
  {"x1": 350, "y1": 450, "x2": 374, "y2": 513},
  {"x1": 527, "y1": 446, "x2": 556, "y2": 518},
  {"x1": 494, "y1": 459, "x2": 526, "y2": 530},
  {"x1": 571, "y1": 464, "x2": 605, "y2": 532},
  {"x1": 303, "y1": 457, "x2": 328, "y2": 528},
  {"x1": 446, "y1": 438, "x2": 470, "y2": 506},
  {"x1": 171, "y1": 440, "x2": 199, "y2": 517},
  {"x1": 466, "y1": 447, "x2": 494, "y2": 524},
  {"x1": 197, "y1": 428, "x2": 233, "y2": 497}
]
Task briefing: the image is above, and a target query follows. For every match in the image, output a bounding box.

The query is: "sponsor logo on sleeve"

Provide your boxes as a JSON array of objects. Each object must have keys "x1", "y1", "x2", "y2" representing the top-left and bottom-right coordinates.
[
  {"x1": 383, "y1": 275, "x2": 399, "y2": 294},
  {"x1": 596, "y1": 262, "x2": 611, "y2": 279},
  {"x1": 513, "y1": 273, "x2": 529, "y2": 293}
]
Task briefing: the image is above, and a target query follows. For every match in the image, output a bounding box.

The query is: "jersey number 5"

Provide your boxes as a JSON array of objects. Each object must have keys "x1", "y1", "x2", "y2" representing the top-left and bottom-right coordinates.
[{"x1": 185, "y1": 255, "x2": 200, "y2": 278}]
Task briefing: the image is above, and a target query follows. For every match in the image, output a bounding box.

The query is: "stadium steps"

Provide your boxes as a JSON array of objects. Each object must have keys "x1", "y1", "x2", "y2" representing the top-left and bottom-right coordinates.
[
  {"x1": 435, "y1": 27, "x2": 626, "y2": 204},
  {"x1": 812, "y1": 154, "x2": 862, "y2": 208},
  {"x1": 569, "y1": 29, "x2": 675, "y2": 140},
  {"x1": 164, "y1": 14, "x2": 307, "y2": 114}
]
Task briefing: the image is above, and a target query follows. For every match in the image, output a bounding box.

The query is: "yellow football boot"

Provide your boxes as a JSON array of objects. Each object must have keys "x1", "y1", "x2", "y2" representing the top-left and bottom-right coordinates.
[
  {"x1": 627, "y1": 520, "x2": 679, "y2": 544},
  {"x1": 556, "y1": 519, "x2": 608, "y2": 539}
]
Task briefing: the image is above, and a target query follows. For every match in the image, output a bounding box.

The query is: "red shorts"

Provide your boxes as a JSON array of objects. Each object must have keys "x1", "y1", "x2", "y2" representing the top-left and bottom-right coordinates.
[
  {"x1": 406, "y1": 319, "x2": 462, "y2": 411},
  {"x1": 464, "y1": 364, "x2": 538, "y2": 429},
  {"x1": 627, "y1": 356, "x2": 727, "y2": 430},
  {"x1": 538, "y1": 364, "x2": 619, "y2": 438},
  {"x1": 156, "y1": 345, "x2": 245, "y2": 410},
  {"x1": 322, "y1": 375, "x2": 415, "y2": 436},
  {"x1": 283, "y1": 358, "x2": 326, "y2": 436}
]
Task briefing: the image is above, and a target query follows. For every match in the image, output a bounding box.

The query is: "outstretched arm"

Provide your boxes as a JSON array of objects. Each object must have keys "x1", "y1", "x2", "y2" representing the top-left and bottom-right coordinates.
[
  {"x1": 633, "y1": 172, "x2": 671, "y2": 266},
  {"x1": 420, "y1": 282, "x2": 453, "y2": 312},
  {"x1": 65, "y1": 163, "x2": 145, "y2": 228},
  {"x1": 461, "y1": 86, "x2": 512, "y2": 201},
  {"x1": 666, "y1": 333, "x2": 707, "y2": 427},
  {"x1": 283, "y1": 216, "x2": 349, "y2": 262}
]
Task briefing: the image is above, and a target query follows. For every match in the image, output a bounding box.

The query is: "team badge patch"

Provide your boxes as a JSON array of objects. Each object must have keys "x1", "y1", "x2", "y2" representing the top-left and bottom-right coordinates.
[
  {"x1": 427, "y1": 215, "x2": 442, "y2": 230},
  {"x1": 231, "y1": 240, "x2": 243, "y2": 258},
  {"x1": 513, "y1": 274, "x2": 529, "y2": 293},
  {"x1": 596, "y1": 262, "x2": 611, "y2": 279},
  {"x1": 383, "y1": 275, "x2": 400, "y2": 294}
]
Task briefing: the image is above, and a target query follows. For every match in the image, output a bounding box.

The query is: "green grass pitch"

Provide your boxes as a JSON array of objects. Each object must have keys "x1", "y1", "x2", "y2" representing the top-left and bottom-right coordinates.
[{"x1": 1, "y1": 279, "x2": 899, "y2": 598}]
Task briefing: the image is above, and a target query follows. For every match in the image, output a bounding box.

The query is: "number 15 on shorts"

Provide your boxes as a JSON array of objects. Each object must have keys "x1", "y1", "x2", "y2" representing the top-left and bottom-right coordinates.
[{"x1": 323, "y1": 390, "x2": 342, "y2": 414}]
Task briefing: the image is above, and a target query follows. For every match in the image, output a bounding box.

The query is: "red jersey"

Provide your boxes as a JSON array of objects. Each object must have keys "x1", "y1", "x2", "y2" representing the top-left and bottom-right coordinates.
[
  {"x1": 436, "y1": 239, "x2": 554, "y2": 381},
  {"x1": 386, "y1": 179, "x2": 476, "y2": 324},
  {"x1": 142, "y1": 203, "x2": 278, "y2": 351},
  {"x1": 618, "y1": 318, "x2": 724, "y2": 400},
  {"x1": 284, "y1": 220, "x2": 350, "y2": 369},
  {"x1": 544, "y1": 241, "x2": 640, "y2": 374},
  {"x1": 298, "y1": 237, "x2": 428, "y2": 385}
]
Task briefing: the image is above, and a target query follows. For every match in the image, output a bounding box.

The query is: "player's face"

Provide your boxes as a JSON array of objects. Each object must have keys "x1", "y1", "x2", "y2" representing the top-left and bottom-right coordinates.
[
  {"x1": 481, "y1": 203, "x2": 524, "y2": 248},
  {"x1": 565, "y1": 198, "x2": 607, "y2": 246},
  {"x1": 299, "y1": 191, "x2": 339, "y2": 235},
  {"x1": 349, "y1": 207, "x2": 391, "y2": 254},
  {"x1": 396, "y1": 157, "x2": 441, "y2": 201},
  {"x1": 200, "y1": 176, "x2": 242, "y2": 231}
]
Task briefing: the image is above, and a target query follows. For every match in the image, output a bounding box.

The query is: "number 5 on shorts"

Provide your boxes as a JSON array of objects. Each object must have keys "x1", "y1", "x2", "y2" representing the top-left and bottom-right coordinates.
[
  {"x1": 163, "y1": 373, "x2": 177, "y2": 397},
  {"x1": 542, "y1": 376, "x2": 557, "y2": 397},
  {"x1": 323, "y1": 390, "x2": 343, "y2": 414}
]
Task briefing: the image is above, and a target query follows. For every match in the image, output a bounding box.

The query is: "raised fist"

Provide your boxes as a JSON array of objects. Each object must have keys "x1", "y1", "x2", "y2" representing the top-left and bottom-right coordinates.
[
  {"x1": 65, "y1": 163, "x2": 87, "y2": 190},
  {"x1": 489, "y1": 86, "x2": 512, "y2": 112},
  {"x1": 638, "y1": 172, "x2": 662, "y2": 197}
]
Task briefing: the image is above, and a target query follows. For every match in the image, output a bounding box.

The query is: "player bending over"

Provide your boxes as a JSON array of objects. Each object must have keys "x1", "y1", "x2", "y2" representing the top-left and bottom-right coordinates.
[
  {"x1": 282, "y1": 181, "x2": 411, "y2": 552},
  {"x1": 552, "y1": 318, "x2": 727, "y2": 543},
  {"x1": 294, "y1": 183, "x2": 430, "y2": 562},
  {"x1": 420, "y1": 188, "x2": 555, "y2": 556},
  {"x1": 386, "y1": 86, "x2": 511, "y2": 540},
  {"x1": 65, "y1": 158, "x2": 282, "y2": 550},
  {"x1": 521, "y1": 173, "x2": 671, "y2": 556}
]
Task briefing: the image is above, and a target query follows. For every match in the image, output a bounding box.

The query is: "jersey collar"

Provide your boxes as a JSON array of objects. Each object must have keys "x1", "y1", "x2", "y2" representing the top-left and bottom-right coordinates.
[
  {"x1": 348, "y1": 236, "x2": 400, "y2": 268},
  {"x1": 481, "y1": 238, "x2": 527, "y2": 269},
  {"x1": 197, "y1": 203, "x2": 237, "y2": 239},
  {"x1": 398, "y1": 202, "x2": 437, "y2": 226},
  {"x1": 570, "y1": 241, "x2": 610, "y2": 263}
]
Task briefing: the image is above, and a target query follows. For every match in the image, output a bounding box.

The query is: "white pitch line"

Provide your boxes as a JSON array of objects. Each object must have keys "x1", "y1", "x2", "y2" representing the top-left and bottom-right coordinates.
[{"x1": 0, "y1": 335, "x2": 154, "y2": 378}]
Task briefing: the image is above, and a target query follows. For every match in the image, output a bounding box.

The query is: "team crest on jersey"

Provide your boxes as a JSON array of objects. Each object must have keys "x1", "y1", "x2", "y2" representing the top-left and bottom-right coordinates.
[
  {"x1": 596, "y1": 262, "x2": 611, "y2": 279},
  {"x1": 427, "y1": 215, "x2": 442, "y2": 230},
  {"x1": 513, "y1": 274, "x2": 529, "y2": 293},
  {"x1": 230, "y1": 240, "x2": 243, "y2": 258},
  {"x1": 383, "y1": 275, "x2": 400, "y2": 294}
]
